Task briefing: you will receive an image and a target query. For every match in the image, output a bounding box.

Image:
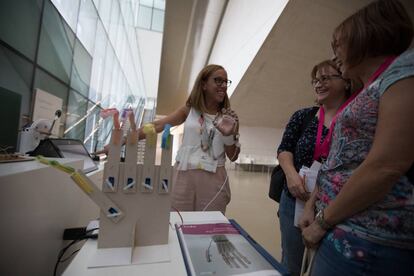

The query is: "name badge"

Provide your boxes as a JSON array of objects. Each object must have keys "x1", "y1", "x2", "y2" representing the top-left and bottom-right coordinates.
[{"x1": 198, "y1": 154, "x2": 218, "y2": 173}]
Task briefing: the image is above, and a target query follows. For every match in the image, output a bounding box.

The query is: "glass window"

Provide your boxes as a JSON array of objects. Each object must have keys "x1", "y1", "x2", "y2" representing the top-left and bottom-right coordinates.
[
  {"x1": 153, "y1": 0, "x2": 165, "y2": 10},
  {"x1": 0, "y1": 44, "x2": 33, "y2": 127},
  {"x1": 83, "y1": 101, "x2": 102, "y2": 151},
  {"x1": 108, "y1": 0, "x2": 120, "y2": 48},
  {"x1": 33, "y1": 68, "x2": 69, "y2": 137},
  {"x1": 37, "y1": 0, "x2": 75, "y2": 84},
  {"x1": 51, "y1": 0, "x2": 80, "y2": 32},
  {"x1": 100, "y1": 46, "x2": 115, "y2": 108},
  {"x1": 83, "y1": 101, "x2": 113, "y2": 152},
  {"x1": 120, "y1": 0, "x2": 134, "y2": 29},
  {"x1": 152, "y1": 9, "x2": 164, "y2": 32},
  {"x1": 0, "y1": 0, "x2": 43, "y2": 60},
  {"x1": 110, "y1": 62, "x2": 122, "y2": 104},
  {"x1": 96, "y1": 112, "x2": 113, "y2": 149},
  {"x1": 77, "y1": 0, "x2": 98, "y2": 54},
  {"x1": 140, "y1": 0, "x2": 153, "y2": 7},
  {"x1": 98, "y1": 0, "x2": 112, "y2": 33},
  {"x1": 92, "y1": 0, "x2": 100, "y2": 9},
  {"x1": 89, "y1": 22, "x2": 107, "y2": 103},
  {"x1": 70, "y1": 39, "x2": 92, "y2": 97},
  {"x1": 137, "y1": 5, "x2": 152, "y2": 29},
  {"x1": 64, "y1": 89, "x2": 88, "y2": 140}
]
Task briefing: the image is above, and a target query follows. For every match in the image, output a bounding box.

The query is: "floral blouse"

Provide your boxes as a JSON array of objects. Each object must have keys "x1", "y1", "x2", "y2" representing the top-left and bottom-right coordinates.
[
  {"x1": 278, "y1": 107, "x2": 327, "y2": 195},
  {"x1": 316, "y1": 49, "x2": 414, "y2": 249}
]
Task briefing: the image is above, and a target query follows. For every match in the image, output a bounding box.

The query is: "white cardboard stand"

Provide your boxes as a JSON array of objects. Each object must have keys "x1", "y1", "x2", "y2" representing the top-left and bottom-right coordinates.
[{"x1": 84, "y1": 127, "x2": 174, "y2": 268}]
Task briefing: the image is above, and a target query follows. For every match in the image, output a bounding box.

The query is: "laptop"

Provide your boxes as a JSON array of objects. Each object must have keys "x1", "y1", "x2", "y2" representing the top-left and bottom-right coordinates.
[{"x1": 31, "y1": 138, "x2": 99, "y2": 173}]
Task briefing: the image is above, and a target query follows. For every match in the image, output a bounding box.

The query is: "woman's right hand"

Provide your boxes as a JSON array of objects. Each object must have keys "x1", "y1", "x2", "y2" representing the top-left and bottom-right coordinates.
[
  {"x1": 286, "y1": 172, "x2": 309, "y2": 201},
  {"x1": 299, "y1": 203, "x2": 315, "y2": 230}
]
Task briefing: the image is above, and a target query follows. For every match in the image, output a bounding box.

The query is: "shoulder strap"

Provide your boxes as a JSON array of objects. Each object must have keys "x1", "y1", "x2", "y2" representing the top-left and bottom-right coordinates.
[{"x1": 299, "y1": 106, "x2": 319, "y2": 135}]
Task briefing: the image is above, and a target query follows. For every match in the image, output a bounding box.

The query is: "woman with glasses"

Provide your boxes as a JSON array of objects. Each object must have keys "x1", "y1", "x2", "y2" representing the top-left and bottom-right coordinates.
[
  {"x1": 301, "y1": 0, "x2": 414, "y2": 275},
  {"x1": 97, "y1": 65, "x2": 239, "y2": 213},
  {"x1": 133, "y1": 64, "x2": 240, "y2": 213},
  {"x1": 277, "y1": 60, "x2": 352, "y2": 276}
]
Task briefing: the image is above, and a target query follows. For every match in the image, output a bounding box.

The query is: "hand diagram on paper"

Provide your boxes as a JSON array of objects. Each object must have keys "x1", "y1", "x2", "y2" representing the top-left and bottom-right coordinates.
[{"x1": 211, "y1": 235, "x2": 251, "y2": 268}]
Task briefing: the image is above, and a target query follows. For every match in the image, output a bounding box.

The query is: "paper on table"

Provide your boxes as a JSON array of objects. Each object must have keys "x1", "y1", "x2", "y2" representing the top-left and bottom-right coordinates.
[{"x1": 294, "y1": 161, "x2": 321, "y2": 227}]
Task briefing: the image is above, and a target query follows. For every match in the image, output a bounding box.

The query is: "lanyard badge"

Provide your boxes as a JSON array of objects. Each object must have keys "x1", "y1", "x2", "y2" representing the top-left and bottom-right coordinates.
[
  {"x1": 313, "y1": 56, "x2": 397, "y2": 161},
  {"x1": 200, "y1": 114, "x2": 215, "y2": 152}
]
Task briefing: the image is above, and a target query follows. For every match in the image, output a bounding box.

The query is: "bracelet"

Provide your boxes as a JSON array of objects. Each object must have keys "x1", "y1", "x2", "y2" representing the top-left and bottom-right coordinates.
[{"x1": 315, "y1": 209, "x2": 333, "y2": 230}]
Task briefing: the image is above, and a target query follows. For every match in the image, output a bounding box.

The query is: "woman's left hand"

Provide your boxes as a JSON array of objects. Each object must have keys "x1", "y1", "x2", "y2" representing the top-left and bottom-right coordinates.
[
  {"x1": 214, "y1": 108, "x2": 239, "y2": 136},
  {"x1": 301, "y1": 221, "x2": 326, "y2": 249},
  {"x1": 222, "y1": 108, "x2": 239, "y2": 123}
]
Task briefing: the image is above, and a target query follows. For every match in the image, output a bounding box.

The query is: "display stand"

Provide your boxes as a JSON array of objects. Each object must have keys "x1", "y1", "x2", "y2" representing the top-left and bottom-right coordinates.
[{"x1": 39, "y1": 112, "x2": 174, "y2": 268}]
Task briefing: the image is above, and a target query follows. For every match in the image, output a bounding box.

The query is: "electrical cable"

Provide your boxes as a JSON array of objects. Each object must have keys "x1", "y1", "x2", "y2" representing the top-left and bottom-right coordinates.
[
  {"x1": 202, "y1": 175, "x2": 229, "y2": 211},
  {"x1": 202, "y1": 146, "x2": 239, "y2": 211},
  {"x1": 59, "y1": 249, "x2": 80, "y2": 263},
  {"x1": 171, "y1": 206, "x2": 184, "y2": 230},
  {"x1": 53, "y1": 228, "x2": 98, "y2": 276}
]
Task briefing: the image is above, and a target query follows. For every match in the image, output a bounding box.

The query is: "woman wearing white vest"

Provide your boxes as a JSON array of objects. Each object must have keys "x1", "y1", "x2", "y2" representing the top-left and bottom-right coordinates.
[{"x1": 145, "y1": 64, "x2": 240, "y2": 213}]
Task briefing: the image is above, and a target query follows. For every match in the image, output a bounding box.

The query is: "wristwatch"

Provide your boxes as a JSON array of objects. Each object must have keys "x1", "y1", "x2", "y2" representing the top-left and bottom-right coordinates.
[{"x1": 315, "y1": 209, "x2": 333, "y2": 230}]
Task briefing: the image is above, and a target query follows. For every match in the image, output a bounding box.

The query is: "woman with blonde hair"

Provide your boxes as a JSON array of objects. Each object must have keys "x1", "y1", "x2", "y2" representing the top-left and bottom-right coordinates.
[{"x1": 129, "y1": 64, "x2": 240, "y2": 213}]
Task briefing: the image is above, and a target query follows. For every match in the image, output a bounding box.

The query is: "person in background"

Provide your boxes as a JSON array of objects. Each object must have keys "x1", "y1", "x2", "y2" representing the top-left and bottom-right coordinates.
[
  {"x1": 301, "y1": 0, "x2": 414, "y2": 275},
  {"x1": 277, "y1": 59, "x2": 352, "y2": 276}
]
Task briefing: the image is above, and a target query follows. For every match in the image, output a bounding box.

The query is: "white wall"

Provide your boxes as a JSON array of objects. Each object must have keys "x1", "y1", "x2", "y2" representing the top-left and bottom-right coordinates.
[
  {"x1": 208, "y1": 0, "x2": 289, "y2": 97},
  {"x1": 136, "y1": 28, "x2": 163, "y2": 98},
  {"x1": 238, "y1": 126, "x2": 285, "y2": 165}
]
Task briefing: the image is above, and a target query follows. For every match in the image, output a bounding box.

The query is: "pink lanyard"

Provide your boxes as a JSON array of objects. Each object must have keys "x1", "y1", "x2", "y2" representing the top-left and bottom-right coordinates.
[{"x1": 313, "y1": 56, "x2": 397, "y2": 161}]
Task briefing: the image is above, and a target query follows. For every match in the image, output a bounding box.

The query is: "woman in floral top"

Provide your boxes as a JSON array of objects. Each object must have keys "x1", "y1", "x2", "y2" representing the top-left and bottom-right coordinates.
[{"x1": 300, "y1": 1, "x2": 414, "y2": 275}]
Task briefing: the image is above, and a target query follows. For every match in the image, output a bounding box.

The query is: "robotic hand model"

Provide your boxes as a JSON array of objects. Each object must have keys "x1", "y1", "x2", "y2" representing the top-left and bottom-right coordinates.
[{"x1": 38, "y1": 108, "x2": 173, "y2": 250}]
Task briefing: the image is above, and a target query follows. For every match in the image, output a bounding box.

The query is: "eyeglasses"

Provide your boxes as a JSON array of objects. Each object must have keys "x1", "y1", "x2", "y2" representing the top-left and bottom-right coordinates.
[
  {"x1": 311, "y1": 75, "x2": 343, "y2": 86},
  {"x1": 213, "y1": 77, "x2": 232, "y2": 87}
]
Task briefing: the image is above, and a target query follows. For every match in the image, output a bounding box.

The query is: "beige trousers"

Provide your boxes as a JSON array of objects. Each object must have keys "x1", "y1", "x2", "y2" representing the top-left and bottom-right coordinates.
[{"x1": 171, "y1": 166, "x2": 231, "y2": 214}]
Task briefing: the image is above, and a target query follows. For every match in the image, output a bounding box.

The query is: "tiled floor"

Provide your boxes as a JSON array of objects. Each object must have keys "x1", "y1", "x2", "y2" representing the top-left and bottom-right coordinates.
[{"x1": 225, "y1": 168, "x2": 282, "y2": 261}]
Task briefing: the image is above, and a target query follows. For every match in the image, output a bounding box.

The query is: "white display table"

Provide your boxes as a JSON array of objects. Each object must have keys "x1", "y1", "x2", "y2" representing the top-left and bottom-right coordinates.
[
  {"x1": 63, "y1": 211, "x2": 229, "y2": 276},
  {"x1": 0, "y1": 158, "x2": 103, "y2": 276}
]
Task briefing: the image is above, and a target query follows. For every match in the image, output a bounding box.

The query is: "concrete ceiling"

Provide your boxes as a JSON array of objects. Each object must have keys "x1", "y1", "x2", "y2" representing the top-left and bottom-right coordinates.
[
  {"x1": 157, "y1": 0, "x2": 227, "y2": 115},
  {"x1": 157, "y1": 0, "x2": 414, "y2": 128}
]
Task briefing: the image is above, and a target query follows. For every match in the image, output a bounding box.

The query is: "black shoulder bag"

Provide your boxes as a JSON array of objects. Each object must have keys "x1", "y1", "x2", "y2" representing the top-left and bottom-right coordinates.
[{"x1": 268, "y1": 107, "x2": 319, "y2": 202}]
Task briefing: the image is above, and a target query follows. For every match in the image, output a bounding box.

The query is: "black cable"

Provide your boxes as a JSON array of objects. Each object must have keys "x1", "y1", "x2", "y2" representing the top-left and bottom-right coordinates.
[
  {"x1": 59, "y1": 249, "x2": 80, "y2": 263},
  {"x1": 53, "y1": 228, "x2": 98, "y2": 276}
]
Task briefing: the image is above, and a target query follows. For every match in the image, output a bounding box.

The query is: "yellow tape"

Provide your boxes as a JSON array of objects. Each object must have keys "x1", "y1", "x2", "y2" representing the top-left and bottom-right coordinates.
[
  {"x1": 36, "y1": 156, "x2": 75, "y2": 174},
  {"x1": 36, "y1": 155, "x2": 50, "y2": 165},
  {"x1": 71, "y1": 172, "x2": 94, "y2": 194},
  {"x1": 143, "y1": 123, "x2": 156, "y2": 146},
  {"x1": 50, "y1": 160, "x2": 75, "y2": 174}
]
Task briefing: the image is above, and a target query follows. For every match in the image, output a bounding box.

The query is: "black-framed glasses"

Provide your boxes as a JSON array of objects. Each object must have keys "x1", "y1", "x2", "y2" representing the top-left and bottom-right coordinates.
[
  {"x1": 213, "y1": 77, "x2": 232, "y2": 87},
  {"x1": 311, "y1": 74, "x2": 343, "y2": 86}
]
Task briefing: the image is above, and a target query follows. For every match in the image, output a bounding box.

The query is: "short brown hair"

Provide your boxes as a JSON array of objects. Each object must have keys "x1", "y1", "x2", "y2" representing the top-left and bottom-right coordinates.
[
  {"x1": 186, "y1": 64, "x2": 231, "y2": 113},
  {"x1": 333, "y1": 0, "x2": 414, "y2": 67},
  {"x1": 311, "y1": 60, "x2": 352, "y2": 97},
  {"x1": 311, "y1": 60, "x2": 341, "y2": 80}
]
